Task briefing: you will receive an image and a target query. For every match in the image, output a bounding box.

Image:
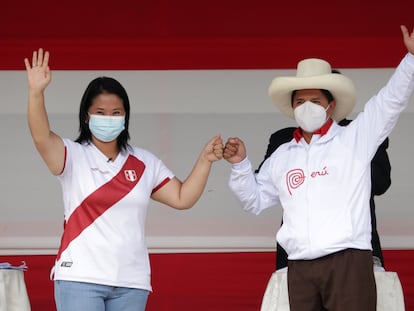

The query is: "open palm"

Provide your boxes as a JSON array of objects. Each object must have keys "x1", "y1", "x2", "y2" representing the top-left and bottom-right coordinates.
[
  {"x1": 24, "y1": 48, "x2": 51, "y2": 92},
  {"x1": 401, "y1": 25, "x2": 414, "y2": 55}
]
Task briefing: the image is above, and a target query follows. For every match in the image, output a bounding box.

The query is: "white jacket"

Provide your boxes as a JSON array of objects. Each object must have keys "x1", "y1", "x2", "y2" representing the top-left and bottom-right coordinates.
[{"x1": 229, "y1": 53, "x2": 414, "y2": 260}]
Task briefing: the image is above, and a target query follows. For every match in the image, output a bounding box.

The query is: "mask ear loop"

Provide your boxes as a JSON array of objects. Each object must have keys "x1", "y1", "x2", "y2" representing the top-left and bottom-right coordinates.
[{"x1": 324, "y1": 103, "x2": 331, "y2": 122}]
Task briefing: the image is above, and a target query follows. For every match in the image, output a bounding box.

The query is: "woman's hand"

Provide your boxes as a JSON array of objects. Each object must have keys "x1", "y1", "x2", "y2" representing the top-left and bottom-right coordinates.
[
  {"x1": 24, "y1": 48, "x2": 51, "y2": 92},
  {"x1": 202, "y1": 135, "x2": 224, "y2": 163}
]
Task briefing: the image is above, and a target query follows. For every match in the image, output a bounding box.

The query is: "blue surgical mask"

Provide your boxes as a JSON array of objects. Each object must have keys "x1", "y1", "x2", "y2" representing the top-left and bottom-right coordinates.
[{"x1": 88, "y1": 114, "x2": 125, "y2": 142}]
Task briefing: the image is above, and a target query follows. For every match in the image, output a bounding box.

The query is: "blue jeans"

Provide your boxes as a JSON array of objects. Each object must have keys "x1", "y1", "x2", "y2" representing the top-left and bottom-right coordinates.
[{"x1": 54, "y1": 280, "x2": 149, "y2": 311}]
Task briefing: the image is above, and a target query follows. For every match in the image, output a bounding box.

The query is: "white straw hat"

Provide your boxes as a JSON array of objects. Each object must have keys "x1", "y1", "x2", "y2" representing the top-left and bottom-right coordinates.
[{"x1": 268, "y1": 58, "x2": 357, "y2": 122}]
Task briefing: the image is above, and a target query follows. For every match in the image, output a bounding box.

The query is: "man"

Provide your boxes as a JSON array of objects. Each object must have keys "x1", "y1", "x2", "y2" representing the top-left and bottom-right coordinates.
[
  {"x1": 256, "y1": 116, "x2": 391, "y2": 272},
  {"x1": 223, "y1": 25, "x2": 414, "y2": 310}
]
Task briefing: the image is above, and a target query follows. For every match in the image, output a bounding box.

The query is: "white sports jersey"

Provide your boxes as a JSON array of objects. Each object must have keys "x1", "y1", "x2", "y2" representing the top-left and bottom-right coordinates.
[
  {"x1": 53, "y1": 139, "x2": 174, "y2": 291},
  {"x1": 229, "y1": 53, "x2": 414, "y2": 261}
]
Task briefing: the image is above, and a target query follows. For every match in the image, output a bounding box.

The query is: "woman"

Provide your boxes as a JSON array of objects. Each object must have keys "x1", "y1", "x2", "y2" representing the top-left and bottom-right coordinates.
[{"x1": 24, "y1": 48, "x2": 223, "y2": 311}]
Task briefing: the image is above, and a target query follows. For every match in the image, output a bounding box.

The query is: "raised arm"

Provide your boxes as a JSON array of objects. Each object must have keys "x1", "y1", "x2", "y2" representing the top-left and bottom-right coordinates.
[
  {"x1": 24, "y1": 48, "x2": 65, "y2": 175},
  {"x1": 151, "y1": 135, "x2": 223, "y2": 210}
]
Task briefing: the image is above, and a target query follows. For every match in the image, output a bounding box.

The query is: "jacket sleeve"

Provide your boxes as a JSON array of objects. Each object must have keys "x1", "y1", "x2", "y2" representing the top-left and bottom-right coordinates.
[
  {"x1": 230, "y1": 157, "x2": 280, "y2": 215},
  {"x1": 340, "y1": 119, "x2": 391, "y2": 196}
]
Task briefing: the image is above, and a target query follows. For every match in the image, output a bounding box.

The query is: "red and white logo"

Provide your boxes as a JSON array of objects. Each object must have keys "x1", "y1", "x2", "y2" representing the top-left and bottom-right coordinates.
[
  {"x1": 286, "y1": 168, "x2": 305, "y2": 195},
  {"x1": 124, "y1": 170, "x2": 137, "y2": 182}
]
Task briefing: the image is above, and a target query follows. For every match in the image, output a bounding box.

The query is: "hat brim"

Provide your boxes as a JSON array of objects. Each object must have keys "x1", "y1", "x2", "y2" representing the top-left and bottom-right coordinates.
[{"x1": 268, "y1": 74, "x2": 356, "y2": 122}]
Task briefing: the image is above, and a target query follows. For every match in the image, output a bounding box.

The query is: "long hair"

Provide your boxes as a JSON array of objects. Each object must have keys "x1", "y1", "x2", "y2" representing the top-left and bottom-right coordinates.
[{"x1": 75, "y1": 77, "x2": 131, "y2": 151}]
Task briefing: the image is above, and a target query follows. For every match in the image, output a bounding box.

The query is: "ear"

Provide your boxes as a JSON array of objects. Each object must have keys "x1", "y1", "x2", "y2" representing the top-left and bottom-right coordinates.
[{"x1": 329, "y1": 100, "x2": 336, "y2": 112}]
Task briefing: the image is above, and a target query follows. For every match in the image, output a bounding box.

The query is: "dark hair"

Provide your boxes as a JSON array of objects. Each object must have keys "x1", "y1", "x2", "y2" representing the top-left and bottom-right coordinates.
[
  {"x1": 291, "y1": 89, "x2": 334, "y2": 105},
  {"x1": 290, "y1": 68, "x2": 340, "y2": 105},
  {"x1": 75, "y1": 77, "x2": 131, "y2": 152}
]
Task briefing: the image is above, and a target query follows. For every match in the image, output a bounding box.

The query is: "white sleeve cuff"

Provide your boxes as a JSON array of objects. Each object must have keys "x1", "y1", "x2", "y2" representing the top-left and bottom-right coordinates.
[{"x1": 231, "y1": 157, "x2": 251, "y2": 171}]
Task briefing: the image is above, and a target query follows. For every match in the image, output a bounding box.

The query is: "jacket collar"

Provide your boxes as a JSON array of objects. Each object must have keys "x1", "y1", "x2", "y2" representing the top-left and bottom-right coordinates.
[{"x1": 293, "y1": 118, "x2": 334, "y2": 142}]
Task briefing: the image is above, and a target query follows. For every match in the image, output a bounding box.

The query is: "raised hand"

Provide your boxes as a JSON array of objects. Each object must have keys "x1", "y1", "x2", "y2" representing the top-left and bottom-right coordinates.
[
  {"x1": 24, "y1": 48, "x2": 51, "y2": 92},
  {"x1": 401, "y1": 25, "x2": 414, "y2": 55}
]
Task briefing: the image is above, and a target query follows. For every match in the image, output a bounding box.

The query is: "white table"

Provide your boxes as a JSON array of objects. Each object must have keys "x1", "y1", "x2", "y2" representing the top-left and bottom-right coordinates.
[
  {"x1": 260, "y1": 271, "x2": 405, "y2": 311},
  {"x1": 0, "y1": 269, "x2": 31, "y2": 311}
]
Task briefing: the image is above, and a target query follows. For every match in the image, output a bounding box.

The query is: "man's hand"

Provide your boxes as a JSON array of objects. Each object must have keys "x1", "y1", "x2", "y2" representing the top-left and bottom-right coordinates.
[
  {"x1": 223, "y1": 137, "x2": 246, "y2": 164},
  {"x1": 401, "y1": 25, "x2": 414, "y2": 56}
]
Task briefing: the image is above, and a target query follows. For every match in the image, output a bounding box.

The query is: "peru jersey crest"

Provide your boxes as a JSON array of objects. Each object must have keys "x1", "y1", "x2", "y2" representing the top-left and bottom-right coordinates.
[{"x1": 124, "y1": 169, "x2": 137, "y2": 182}]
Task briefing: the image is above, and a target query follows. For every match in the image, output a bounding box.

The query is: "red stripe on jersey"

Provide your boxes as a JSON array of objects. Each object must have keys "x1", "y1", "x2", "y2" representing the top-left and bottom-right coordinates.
[
  {"x1": 58, "y1": 147, "x2": 67, "y2": 176},
  {"x1": 152, "y1": 177, "x2": 171, "y2": 194},
  {"x1": 56, "y1": 155, "x2": 145, "y2": 261}
]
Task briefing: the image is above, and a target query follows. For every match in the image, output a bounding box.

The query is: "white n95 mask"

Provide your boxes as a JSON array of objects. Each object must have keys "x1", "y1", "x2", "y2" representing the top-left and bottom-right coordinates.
[{"x1": 294, "y1": 101, "x2": 329, "y2": 133}]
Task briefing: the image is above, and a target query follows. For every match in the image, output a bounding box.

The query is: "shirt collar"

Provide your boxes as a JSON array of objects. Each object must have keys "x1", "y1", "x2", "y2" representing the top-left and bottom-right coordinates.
[{"x1": 293, "y1": 118, "x2": 334, "y2": 142}]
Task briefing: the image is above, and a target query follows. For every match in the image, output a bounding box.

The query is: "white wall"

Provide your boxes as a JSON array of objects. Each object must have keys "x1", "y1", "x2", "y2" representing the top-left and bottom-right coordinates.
[{"x1": 1, "y1": 68, "x2": 413, "y2": 255}]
